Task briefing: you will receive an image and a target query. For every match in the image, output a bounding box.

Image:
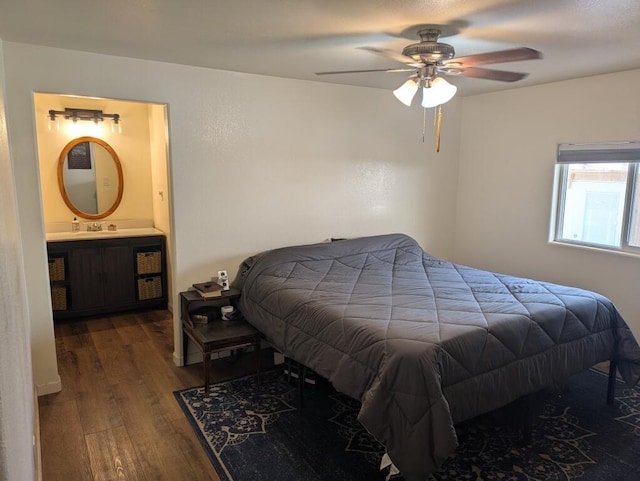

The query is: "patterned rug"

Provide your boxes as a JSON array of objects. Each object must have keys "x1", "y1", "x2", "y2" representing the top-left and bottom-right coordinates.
[{"x1": 174, "y1": 367, "x2": 640, "y2": 481}]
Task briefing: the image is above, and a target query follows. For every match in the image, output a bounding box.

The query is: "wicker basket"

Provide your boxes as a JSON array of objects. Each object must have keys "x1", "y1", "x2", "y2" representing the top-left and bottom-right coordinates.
[
  {"x1": 51, "y1": 286, "x2": 67, "y2": 310},
  {"x1": 136, "y1": 251, "x2": 162, "y2": 274},
  {"x1": 138, "y1": 276, "x2": 162, "y2": 300},
  {"x1": 48, "y1": 257, "x2": 65, "y2": 282}
]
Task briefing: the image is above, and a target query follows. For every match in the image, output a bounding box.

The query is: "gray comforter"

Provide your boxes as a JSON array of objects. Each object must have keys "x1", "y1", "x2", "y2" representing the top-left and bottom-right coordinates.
[{"x1": 238, "y1": 233, "x2": 640, "y2": 480}]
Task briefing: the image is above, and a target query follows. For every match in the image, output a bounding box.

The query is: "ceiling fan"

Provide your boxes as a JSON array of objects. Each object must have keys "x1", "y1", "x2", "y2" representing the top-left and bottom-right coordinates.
[{"x1": 316, "y1": 27, "x2": 542, "y2": 108}]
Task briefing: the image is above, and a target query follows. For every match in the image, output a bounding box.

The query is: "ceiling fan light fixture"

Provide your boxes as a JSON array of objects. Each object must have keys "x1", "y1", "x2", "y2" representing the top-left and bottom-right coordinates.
[
  {"x1": 421, "y1": 77, "x2": 457, "y2": 108},
  {"x1": 393, "y1": 78, "x2": 419, "y2": 106}
]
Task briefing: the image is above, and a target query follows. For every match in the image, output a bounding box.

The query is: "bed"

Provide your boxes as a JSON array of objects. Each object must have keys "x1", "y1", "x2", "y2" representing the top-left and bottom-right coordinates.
[{"x1": 237, "y1": 233, "x2": 640, "y2": 480}]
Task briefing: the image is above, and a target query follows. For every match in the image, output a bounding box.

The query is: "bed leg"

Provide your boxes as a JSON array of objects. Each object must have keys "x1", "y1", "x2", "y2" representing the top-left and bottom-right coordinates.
[
  {"x1": 607, "y1": 360, "x2": 618, "y2": 405},
  {"x1": 521, "y1": 395, "x2": 533, "y2": 445},
  {"x1": 298, "y1": 364, "x2": 307, "y2": 408},
  {"x1": 285, "y1": 357, "x2": 307, "y2": 408}
]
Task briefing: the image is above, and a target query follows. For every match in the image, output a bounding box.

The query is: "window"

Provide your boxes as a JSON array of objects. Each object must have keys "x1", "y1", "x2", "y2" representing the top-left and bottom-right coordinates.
[{"x1": 554, "y1": 142, "x2": 640, "y2": 252}]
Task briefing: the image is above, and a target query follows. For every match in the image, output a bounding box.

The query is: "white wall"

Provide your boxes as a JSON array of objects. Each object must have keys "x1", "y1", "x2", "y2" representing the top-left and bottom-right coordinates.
[
  {"x1": 2, "y1": 42, "x2": 461, "y2": 386},
  {"x1": 148, "y1": 103, "x2": 174, "y2": 309},
  {"x1": 455, "y1": 68, "x2": 640, "y2": 335},
  {"x1": 0, "y1": 40, "x2": 37, "y2": 481}
]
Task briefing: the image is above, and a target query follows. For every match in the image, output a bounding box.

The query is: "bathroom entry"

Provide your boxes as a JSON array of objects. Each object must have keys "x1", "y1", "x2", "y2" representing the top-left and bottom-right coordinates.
[{"x1": 33, "y1": 93, "x2": 175, "y2": 314}]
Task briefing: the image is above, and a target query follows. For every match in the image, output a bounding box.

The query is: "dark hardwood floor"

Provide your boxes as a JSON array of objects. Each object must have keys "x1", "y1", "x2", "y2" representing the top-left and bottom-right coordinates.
[{"x1": 39, "y1": 309, "x2": 270, "y2": 481}]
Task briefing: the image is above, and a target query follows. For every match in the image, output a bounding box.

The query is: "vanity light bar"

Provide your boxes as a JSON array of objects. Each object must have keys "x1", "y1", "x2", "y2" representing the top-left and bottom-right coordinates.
[{"x1": 48, "y1": 108, "x2": 120, "y2": 124}]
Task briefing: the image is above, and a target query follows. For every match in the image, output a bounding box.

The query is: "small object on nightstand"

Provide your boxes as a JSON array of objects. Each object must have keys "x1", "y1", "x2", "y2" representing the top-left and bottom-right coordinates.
[
  {"x1": 193, "y1": 280, "x2": 224, "y2": 298},
  {"x1": 190, "y1": 314, "x2": 209, "y2": 324},
  {"x1": 189, "y1": 306, "x2": 217, "y2": 325},
  {"x1": 218, "y1": 270, "x2": 230, "y2": 291},
  {"x1": 107, "y1": 223, "x2": 117, "y2": 231},
  {"x1": 221, "y1": 305, "x2": 235, "y2": 320}
]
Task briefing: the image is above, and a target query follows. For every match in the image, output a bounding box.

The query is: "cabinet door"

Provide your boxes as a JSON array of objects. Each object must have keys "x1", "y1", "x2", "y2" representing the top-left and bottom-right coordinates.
[
  {"x1": 102, "y1": 245, "x2": 135, "y2": 305},
  {"x1": 69, "y1": 247, "x2": 104, "y2": 310}
]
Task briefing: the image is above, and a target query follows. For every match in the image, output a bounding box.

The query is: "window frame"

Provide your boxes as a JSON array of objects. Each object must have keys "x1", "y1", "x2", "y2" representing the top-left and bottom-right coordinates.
[
  {"x1": 621, "y1": 163, "x2": 639, "y2": 251},
  {"x1": 553, "y1": 142, "x2": 640, "y2": 254}
]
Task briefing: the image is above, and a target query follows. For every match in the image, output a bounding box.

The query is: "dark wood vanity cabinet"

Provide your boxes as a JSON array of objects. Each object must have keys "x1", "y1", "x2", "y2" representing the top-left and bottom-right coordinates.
[
  {"x1": 47, "y1": 235, "x2": 167, "y2": 320},
  {"x1": 68, "y1": 244, "x2": 135, "y2": 311}
]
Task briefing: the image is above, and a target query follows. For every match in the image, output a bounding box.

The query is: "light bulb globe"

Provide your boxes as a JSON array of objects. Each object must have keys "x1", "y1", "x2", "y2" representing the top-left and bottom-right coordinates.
[
  {"x1": 393, "y1": 79, "x2": 419, "y2": 106},
  {"x1": 421, "y1": 77, "x2": 457, "y2": 108}
]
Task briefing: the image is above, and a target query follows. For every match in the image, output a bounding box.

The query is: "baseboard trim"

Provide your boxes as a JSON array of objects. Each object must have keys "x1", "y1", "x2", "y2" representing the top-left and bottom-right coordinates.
[
  {"x1": 173, "y1": 350, "x2": 207, "y2": 366},
  {"x1": 35, "y1": 375, "x2": 61, "y2": 396},
  {"x1": 173, "y1": 350, "x2": 182, "y2": 367},
  {"x1": 185, "y1": 350, "x2": 205, "y2": 365}
]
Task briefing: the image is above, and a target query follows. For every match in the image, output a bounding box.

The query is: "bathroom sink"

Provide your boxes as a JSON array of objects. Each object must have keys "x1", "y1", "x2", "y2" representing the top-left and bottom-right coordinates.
[
  {"x1": 73, "y1": 230, "x2": 121, "y2": 237},
  {"x1": 46, "y1": 227, "x2": 164, "y2": 242}
]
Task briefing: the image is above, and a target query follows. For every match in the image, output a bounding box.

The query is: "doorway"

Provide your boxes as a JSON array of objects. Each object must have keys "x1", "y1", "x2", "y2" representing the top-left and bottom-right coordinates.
[{"x1": 33, "y1": 92, "x2": 175, "y2": 331}]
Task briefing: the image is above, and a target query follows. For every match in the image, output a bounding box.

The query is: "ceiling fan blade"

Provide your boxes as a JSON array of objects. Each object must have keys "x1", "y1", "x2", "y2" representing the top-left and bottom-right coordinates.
[
  {"x1": 443, "y1": 47, "x2": 541, "y2": 68},
  {"x1": 315, "y1": 67, "x2": 416, "y2": 76},
  {"x1": 446, "y1": 67, "x2": 528, "y2": 82},
  {"x1": 358, "y1": 46, "x2": 424, "y2": 67}
]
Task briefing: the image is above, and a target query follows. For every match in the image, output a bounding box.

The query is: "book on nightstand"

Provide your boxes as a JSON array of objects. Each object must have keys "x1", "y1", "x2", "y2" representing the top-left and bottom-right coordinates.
[{"x1": 192, "y1": 281, "x2": 224, "y2": 299}]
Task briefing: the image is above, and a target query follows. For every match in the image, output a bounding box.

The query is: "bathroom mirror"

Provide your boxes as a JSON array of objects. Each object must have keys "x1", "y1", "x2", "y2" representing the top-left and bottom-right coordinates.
[{"x1": 57, "y1": 136, "x2": 123, "y2": 220}]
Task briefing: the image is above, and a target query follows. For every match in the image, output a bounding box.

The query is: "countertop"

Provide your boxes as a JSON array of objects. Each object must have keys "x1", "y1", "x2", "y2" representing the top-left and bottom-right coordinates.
[{"x1": 46, "y1": 227, "x2": 165, "y2": 242}]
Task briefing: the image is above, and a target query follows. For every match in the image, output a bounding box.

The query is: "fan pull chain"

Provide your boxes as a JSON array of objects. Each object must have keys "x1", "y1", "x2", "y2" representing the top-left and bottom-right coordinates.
[
  {"x1": 422, "y1": 107, "x2": 426, "y2": 143},
  {"x1": 435, "y1": 105, "x2": 442, "y2": 153}
]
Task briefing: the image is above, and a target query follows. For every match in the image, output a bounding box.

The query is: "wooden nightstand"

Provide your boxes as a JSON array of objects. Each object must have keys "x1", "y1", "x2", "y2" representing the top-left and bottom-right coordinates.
[{"x1": 180, "y1": 289, "x2": 261, "y2": 393}]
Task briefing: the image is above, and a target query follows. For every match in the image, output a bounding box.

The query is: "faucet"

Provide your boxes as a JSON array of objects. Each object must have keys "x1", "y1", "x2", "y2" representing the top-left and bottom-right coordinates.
[{"x1": 87, "y1": 222, "x2": 103, "y2": 232}]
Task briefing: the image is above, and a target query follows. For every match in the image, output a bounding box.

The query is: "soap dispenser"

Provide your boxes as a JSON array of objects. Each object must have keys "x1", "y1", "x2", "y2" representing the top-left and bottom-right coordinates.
[{"x1": 71, "y1": 217, "x2": 80, "y2": 233}]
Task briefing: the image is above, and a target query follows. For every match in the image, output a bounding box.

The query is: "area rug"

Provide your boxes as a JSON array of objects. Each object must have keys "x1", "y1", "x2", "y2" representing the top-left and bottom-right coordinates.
[{"x1": 174, "y1": 367, "x2": 640, "y2": 481}]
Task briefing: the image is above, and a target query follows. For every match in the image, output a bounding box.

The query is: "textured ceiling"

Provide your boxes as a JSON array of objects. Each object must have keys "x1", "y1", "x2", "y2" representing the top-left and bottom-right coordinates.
[{"x1": 1, "y1": 0, "x2": 640, "y2": 95}]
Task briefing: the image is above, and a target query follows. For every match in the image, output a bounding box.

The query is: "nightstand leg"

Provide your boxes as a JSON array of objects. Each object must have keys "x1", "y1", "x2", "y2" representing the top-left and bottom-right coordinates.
[{"x1": 203, "y1": 351, "x2": 211, "y2": 394}]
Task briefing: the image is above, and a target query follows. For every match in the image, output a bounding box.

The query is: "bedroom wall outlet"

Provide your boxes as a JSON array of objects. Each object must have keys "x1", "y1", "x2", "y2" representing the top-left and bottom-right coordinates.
[{"x1": 217, "y1": 270, "x2": 230, "y2": 291}]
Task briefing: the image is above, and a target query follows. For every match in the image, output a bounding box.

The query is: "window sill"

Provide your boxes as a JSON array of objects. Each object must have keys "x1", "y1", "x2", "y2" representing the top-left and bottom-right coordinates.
[{"x1": 549, "y1": 240, "x2": 640, "y2": 259}]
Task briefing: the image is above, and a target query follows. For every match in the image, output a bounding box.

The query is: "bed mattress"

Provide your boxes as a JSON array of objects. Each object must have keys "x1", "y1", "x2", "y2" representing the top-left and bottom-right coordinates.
[{"x1": 238, "y1": 233, "x2": 640, "y2": 479}]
